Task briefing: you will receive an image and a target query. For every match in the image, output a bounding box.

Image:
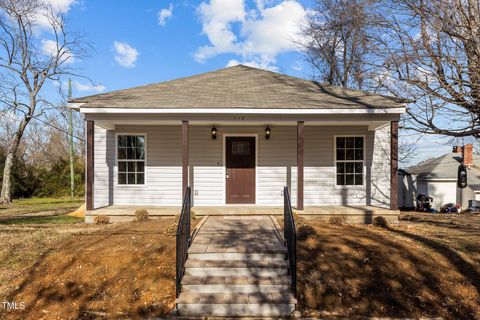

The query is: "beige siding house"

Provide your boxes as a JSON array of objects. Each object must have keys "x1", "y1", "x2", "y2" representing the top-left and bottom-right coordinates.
[{"x1": 70, "y1": 65, "x2": 406, "y2": 222}]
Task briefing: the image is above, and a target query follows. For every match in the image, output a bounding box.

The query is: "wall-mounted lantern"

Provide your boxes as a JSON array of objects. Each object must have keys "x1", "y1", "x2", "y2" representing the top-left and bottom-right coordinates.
[
  {"x1": 265, "y1": 126, "x2": 271, "y2": 140},
  {"x1": 211, "y1": 126, "x2": 217, "y2": 140}
]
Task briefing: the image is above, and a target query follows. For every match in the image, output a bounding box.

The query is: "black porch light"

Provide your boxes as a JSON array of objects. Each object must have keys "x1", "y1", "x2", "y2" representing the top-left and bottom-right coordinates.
[
  {"x1": 265, "y1": 126, "x2": 271, "y2": 140},
  {"x1": 211, "y1": 126, "x2": 217, "y2": 140}
]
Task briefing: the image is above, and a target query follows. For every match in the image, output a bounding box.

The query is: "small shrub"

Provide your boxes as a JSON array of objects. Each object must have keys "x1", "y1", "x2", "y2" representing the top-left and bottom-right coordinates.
[
  {"x1": 297, "y1": 224, "x2": 317, "y2": 241},
  {"x1": 329, "y1": 216, "x2": 346, "y2": 225},
  {"x1": 373, "y1": 216, "x2": 388, "y2": 228},
  {"x1": 134, "y1": 208, "x2": 149, "y2": 222},
  {"x1": 94, "y1": 215, "x2": 110, "y2": 224},
  {"x1": 293, "y1": 212, "x2": 306, "y2": 226},
  {"x1": 164, "y1": 222, "x2": 177, "y2": 237}
]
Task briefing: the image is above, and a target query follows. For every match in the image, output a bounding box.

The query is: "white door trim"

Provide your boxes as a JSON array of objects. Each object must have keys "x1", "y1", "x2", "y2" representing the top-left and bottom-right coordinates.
[{"x1": 222, "y1": 133, "x2": 259, "y2": 205}]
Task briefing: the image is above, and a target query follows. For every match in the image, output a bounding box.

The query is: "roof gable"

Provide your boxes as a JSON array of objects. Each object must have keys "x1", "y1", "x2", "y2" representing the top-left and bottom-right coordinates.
[
  {"x1": 408, "y1": 153, "x2": 480, "y2": 184},
  {"x1": 70, "y1": 65, "x2": 407, "y2": 110}
]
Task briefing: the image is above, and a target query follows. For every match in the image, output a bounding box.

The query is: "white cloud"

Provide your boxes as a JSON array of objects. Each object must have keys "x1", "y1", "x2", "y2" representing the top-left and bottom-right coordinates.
[
  {"x1": 41, "y1": 39, "x2": 75, "y2": 63},
  {"x1": 113, "y1": 41, "x2": 139, "y2": 68},
  {"x1": 158, "y1": 3, "x2": 173, "y2": 26},
  {"x1": 226, "y1": 59, "x2": 278, "y2": 71},
  {"x1": 73, "y1": 81, "x2": 106, "y2": 93},
  {"x1": 195, "y1": 0, "x2": 306, "y2": 70},
  {"x1": 195, "y1": 0, "x2": 245, "y2": 61},
  {"x1": 33, "y1": 0, "x2": 77, "y2": 30}
]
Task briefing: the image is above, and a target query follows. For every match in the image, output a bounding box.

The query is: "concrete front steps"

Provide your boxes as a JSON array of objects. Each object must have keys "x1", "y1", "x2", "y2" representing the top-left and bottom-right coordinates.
[{"x1": 176, "y1": 216, "x2": 297, "y2": 317}]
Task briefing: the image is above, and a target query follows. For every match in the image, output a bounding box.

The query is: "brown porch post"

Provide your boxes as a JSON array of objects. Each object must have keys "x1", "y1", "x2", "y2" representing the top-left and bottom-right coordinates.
[
  {"x1": 86, "y1": 120, "x2": 94, "y2": 211},
  {"x1": 297, "y1": 121, "x2": 304, "y2": 210},
  {"x1": 182, "y1": 120, "x2": 189, "y2": 195},
  {"x1": 390, "y1": 121, "x2": 399, "y2": 210}
]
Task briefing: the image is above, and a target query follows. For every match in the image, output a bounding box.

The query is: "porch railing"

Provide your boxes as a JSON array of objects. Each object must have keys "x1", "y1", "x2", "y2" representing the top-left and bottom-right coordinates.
[
  {"x1": 176, "y1": 187, "x2": 191, "y2": 298},
  {"x1": 283, "y1": 186, "x2": 297, "y2": 297}
]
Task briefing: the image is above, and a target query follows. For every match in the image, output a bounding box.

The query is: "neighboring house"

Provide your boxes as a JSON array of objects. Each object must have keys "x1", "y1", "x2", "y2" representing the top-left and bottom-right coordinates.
[
  {"x1": 400, "y1": 144, "x2": 480, "y2": 210},
  {"x1": 69, "y1": 65, "x2": 407, "y2": 222}
]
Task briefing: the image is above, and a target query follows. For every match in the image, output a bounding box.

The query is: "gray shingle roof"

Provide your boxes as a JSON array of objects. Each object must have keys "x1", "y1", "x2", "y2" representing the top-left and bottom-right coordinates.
[
  {"x1": 408, "y1": 153, "x2": 480, "y2": 190},
  {"x1": 70, "y1": 65, "x2": 407, "y2": 109}
]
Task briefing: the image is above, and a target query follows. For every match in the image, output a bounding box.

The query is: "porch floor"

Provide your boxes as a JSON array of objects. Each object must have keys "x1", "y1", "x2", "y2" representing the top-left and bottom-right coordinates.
[{"x1": 87, "y1": 205, "x2": 399, "y2": 223}]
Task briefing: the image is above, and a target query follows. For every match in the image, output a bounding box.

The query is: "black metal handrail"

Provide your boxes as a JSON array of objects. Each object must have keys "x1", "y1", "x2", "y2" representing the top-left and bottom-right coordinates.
[
  {"x1": 176, "y1": 187, "x2": 191, "y2": 298},
  {"x1": 283, "y1": 186, "x2": 297, "y2": 297}
]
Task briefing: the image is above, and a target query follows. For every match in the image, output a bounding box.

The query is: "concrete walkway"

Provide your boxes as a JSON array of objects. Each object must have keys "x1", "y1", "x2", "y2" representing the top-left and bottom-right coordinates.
[
  {"x1": 189, "y1": 216, "x2": 286, "y2": 253},
  {"x1": 176, "y1": 215, "x2": 296, "y2": 317}
]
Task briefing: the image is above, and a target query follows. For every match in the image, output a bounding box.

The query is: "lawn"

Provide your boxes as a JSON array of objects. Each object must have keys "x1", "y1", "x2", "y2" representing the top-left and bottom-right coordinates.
[
  {"x1": 0, "y1": 217, "x2": 195, "y2": 319},
  {"x1": 294, "y1": 213, "x2": 480, "y2": 319},
  {"x1": 0, "y1": 197, "x2": 84, "y2": 216},
  {"x1": 0, "y1": 214, "x2": 84, "y2": 225}
]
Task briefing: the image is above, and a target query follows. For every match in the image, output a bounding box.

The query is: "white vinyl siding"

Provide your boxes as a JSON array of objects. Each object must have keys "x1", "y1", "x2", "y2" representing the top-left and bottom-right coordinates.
[
  {"x1": 189, "y1": 126, "x2": 297, "y2": 206},
  {"x1": 92, "y1": 124, "x2": 391, "y2": 208},
  {"x1": 475, "y1": 192, "x2": 480, "y2": 201},
  {"x1": 93, "y1": 125, "x2": 111, "y2": 209},
  {"x1": 304, "y1": 126, "x2": 390, "y2": 207},
  {"x1": 426, "y1": 181, "x2": 457, "y2": 209}
]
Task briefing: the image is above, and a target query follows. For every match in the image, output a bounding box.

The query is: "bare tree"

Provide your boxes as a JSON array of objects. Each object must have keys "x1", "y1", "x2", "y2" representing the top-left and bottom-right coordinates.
[
  {"x1": 302, "y1": 0, "x2": 381, "y2": 89},
  {"x1": 375, "y1": 0, "x2": 480, "y2": 138},
  {"x1": 0, "y1": 0, "x2": 87, "y2": 204}
]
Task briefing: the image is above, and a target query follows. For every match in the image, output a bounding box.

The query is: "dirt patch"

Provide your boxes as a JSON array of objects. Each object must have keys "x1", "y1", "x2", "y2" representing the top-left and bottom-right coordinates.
[
  {"x1": 295, "y1": 216, "x2": 480, "y2": 319},
  {"x1": 1, "y1": 218, "x2": 195, "y2": 319}
]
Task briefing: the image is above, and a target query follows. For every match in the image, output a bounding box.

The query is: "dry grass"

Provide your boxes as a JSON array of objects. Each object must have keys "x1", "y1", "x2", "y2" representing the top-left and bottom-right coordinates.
[
  {"x1": 296, "y1": 213, "x2": 480, "y2": 319},
  {"x1": 0, "y1": 223, "x2": 108, "y2": 301},
  {"x1": 0, "y1": 197, "x2": 83, "y2": 217},
  {"x1": 93, "y1": 215, "x2": 110, "y2": 224},
  {"x1": 0, "y1": 218, "x2": 196, "y2": 319},
  {"x1": 134, "y1": 208, "x2": 149, "y2": 222}
]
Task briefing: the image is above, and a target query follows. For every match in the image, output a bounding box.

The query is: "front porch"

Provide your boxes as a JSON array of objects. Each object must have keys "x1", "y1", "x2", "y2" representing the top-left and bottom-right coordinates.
[{"x1": 86, "y1": 205, "x2": 400, "y2": 223}]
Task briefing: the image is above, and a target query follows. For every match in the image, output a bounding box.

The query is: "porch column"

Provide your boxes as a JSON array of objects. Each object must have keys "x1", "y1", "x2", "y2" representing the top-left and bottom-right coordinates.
[
  {"x1": 297, "y1": 121, "x2": 304, "y2": 210},
  {"x1": 86, "y1": 120, "x2": 94, "y2": 211},
  {"x1": 390, "y1": 121, "x2": 399, "y2": 210},
  {"x1": 182, "y1": 120, "x2": 189, "y2": 196}
]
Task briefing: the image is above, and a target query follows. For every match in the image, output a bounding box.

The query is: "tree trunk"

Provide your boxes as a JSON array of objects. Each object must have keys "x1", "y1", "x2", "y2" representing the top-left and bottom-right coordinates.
[{"x1": 0, "y1": 117, "x2": 29, "y2": 205}]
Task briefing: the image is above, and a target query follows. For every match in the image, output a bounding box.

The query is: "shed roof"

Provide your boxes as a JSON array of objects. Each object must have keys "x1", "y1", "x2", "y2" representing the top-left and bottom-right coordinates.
[
  {"x1": 70, "y1": 65, "x2": 407, "y2": 109},
  {"x1": 408, "y1": 153, "x2": 480, "y2": 190}
]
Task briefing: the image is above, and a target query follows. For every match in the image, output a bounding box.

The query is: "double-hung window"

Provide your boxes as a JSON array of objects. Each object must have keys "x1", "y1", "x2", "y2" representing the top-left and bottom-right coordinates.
[
  {"x1": 336, "y1": 136, "x2": 364, "y2": 186},
  {"x1": 117, "y1": 135, "x2": 145, "y2": 185}
]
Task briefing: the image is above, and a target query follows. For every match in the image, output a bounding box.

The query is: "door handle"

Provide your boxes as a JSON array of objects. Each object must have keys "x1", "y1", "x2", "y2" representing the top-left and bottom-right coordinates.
[{"x1": 226, "y1": 169, "x2": 230, "y2": 179}]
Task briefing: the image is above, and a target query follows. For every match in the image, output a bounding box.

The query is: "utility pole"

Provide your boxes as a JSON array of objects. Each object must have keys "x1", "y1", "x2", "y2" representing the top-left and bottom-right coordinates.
[{"x1": 68, "y1": 79, "x2": 75, "y2": 199}]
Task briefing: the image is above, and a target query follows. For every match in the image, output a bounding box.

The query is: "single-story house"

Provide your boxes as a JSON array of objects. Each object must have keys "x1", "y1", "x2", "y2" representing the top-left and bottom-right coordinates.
[
  {"x1": 399, "y1": 144, "x2": 480, "y2": 210},
  {"x1": 69, "y1": 65, "x2": 407, "y2": 222}
]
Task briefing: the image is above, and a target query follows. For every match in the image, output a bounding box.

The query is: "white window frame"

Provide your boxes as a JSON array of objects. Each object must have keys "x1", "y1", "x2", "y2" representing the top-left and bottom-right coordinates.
[
  {"x1": 334, "y1": 135, "x2": 366, "y2": 187},
  {"x1": 115, "y1": 133, "x2": 147, "y2": 187}
]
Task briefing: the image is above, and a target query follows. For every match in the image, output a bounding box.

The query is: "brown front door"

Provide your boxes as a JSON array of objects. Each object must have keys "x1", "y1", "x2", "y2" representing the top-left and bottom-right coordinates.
[{"x1": 226, "y1": 137, "x2": 256, "y2": 204}]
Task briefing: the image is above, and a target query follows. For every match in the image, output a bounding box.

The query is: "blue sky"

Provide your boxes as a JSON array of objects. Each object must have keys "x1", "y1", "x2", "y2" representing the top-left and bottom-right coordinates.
[
  {"x1": 41, "y1": 0, "x2": 464, "y2": 165},
  {"x1": 61, "y1": 0, "x2": 313, "y2": 94}
]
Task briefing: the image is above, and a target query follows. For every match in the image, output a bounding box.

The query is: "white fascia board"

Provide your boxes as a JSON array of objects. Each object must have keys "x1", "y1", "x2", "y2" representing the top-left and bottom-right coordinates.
[
  {"x1": 79, "y1": 107, "x2": 406, "y2": 114},
  {"x1": 67, "y1": 103, "x2": 85, "y2": 110}
]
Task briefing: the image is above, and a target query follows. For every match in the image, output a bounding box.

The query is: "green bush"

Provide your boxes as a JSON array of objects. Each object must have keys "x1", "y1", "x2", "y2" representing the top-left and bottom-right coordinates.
[
  {"x1": 0, "y1": 150, "x2": 38, "y2": 198},
  {"x1": 0, "y1": 148, "x2": 84, "y2": 199},
  {"x1": 35, "y1": 158, "x2": 84, "y2": 197}
]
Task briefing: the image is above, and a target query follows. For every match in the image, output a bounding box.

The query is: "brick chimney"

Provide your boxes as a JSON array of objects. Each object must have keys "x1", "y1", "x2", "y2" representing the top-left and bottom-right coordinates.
[
  {"x1": 452, "y1": 146, "x2": 461, "y2": 153},
  {"x1": 462, "y1": 144, "x2": 473, "y2": 168}
]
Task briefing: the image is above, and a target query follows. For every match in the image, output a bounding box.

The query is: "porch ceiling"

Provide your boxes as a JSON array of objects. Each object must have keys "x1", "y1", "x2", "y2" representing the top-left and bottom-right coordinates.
[{"x1": 92, "y1": 119, "x2": 391, "y2": 131}]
